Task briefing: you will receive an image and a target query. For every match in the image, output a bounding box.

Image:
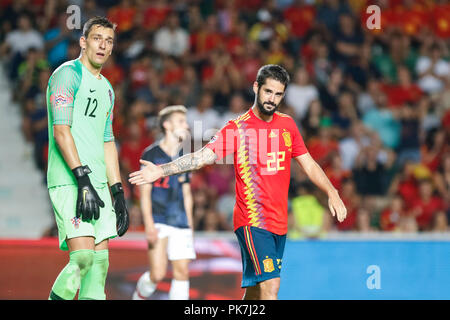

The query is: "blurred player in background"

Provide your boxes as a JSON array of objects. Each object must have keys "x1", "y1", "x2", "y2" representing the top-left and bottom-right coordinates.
[
  {"x1": 46, "y1": 16, "x2": 129, "y2": 300},
  {"x1": 129, "y1": 64, "x2": 347, "y2": 300},
  {"x1": 132, "y1": 105, "x2": 195, "y2": 300}
]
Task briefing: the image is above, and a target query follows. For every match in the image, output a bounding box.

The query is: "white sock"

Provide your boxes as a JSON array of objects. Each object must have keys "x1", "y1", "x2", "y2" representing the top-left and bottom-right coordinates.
[
  {"x1": 169, "y1": 279, "x2": 189, "y2": 300},
  {"x1": 133, "y1": 271, "x2": 157, "y2": 300}
]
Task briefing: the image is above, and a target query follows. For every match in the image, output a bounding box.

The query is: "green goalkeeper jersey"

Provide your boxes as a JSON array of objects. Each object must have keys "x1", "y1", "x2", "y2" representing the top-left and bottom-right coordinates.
[{"x1": 46, "y1": 58, "x2": 115, "y2": 188}]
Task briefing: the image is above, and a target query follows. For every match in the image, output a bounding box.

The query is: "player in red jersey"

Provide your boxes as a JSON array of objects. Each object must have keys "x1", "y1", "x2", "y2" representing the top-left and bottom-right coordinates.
[{"x1": 129, "y1": 65, "x2": 347, "y2": 299}]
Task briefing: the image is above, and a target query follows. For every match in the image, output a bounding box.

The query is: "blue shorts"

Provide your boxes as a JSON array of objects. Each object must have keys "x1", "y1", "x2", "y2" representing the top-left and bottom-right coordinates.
[{"x1": 235, "y1": 226, "x2": 287, "y2": 288}]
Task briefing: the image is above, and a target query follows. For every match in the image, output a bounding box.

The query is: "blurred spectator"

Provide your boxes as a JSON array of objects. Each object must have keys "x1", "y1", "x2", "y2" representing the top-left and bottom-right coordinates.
[
  {"x1": 190, "y1": 14, "x2": 223, "y2": 63},
  {"x1": 416, "y1": 42, "x2": 450, "y2": 95},
  {"x1": 353, "y1": 143, "x2": 392, "y2": 197},
  {"x1": 318, "y1": 67, "x2": 345, "y2": 114},
  {"x1": 313, "y1": 42, "x2": 333, "y2": 86},
  {"x1": 81, "y1": 0, "x2": 107, "y2": 25},
  {"x1": 215, "y1": 178, "x2": 236, "y2": 227},
  {"x1": 285, "y1": 66, "x2": 319, "y2": 120},
  {"x1": 357, "y1": 78, "x2": 380, "y2": 116},
  {"x1": 176, "y1": 65, "x2": 201, "y2": 108},
  {"x1": 43, "y1": 14, "x2": 74, "y2": 69},
  {"x1": 433, "y1": 152, "x2": 450, "y2": 205},
  {"x1": 107, "y1": 0, "x2": 137, "y2": 34},
  {"x1": 249, "y1": 8, "x2": 288, "y2": 49},
  {"x1": 16, "y1": 48, "x2": 49, "y2": 101},
  {"x1": 307, "y1": 126, "x2": 338, "y2": 171},
  {"x1": 397, "y1": 215, "x2": 419, "y2": 233},
  {"x1": 409, "y1": 179, "x2": 445, "y2": 231},
  {"x1": 21, "y1": 97, "x2": 48, "y2": 172},
  {"x1": 264, "y1": 36, "x2": 286, "y2": 65},
  {"x1": 331, "y1": 90, "x2": 358, "y2": 138},
  {"x1": 197, "y1": 207, "x2": 232, "y2": 232},
  {"x1": 101, "y1": 53, "x2": 125, "y2": 87},
  {"x1": 220, "y1": 92, "x2": 248, "y2": 127},
  {"x1": 186, "y1": 91, "x2": 221, "y2": 143},
  {"x1": 336, "y1": 178, "x2": 360, "y2": 231},
  {"x1": 142, "y1": 0, "x2": 172, "y2": 32},
  {"x1": 324, "y1": 152, "x2": 351, "y2": 193},
  {"x1": 119, "y1": 122, "x2": 153, "y2": 176},
  {"x1": 345, "y1": 42, "x2": 381, "y2": 92},
  {"x1": 418, "y1": 94, "x2": 441, "y2": 133},
  {"x1": 379, "y1": 195, "x2": 405, "y2": 232},
  {"x1": 300, "y1": 99, "x2": 324, "y2": 140},
  {"x1": 153, "y1": 12, "x2": 190, "y2": 57},
  {"x1": 233, "y1": 40, "x2": 263, "y2": 88},
  {"x1": 383, "y1": 65, "x2": 423, "y2": 109},
  {"x1": 396, "y1": 103, "x2": 422, "y2": 166},
  {"x1": 362, "y1": 92, "x2": 401, "y2": 149},
  {"x1": 316, "y1": 0, "x2": 351, "y2": 32},
  {"x1": 206, "y1": 165, "x2": 234, "y2": 198},
  {"x1": 288, "y1": 182, "x2": 326, "y2": 239},
  {"x1": 283, "y1": 0, "x2": 316, "y2": 39},
  {"x1": 431, "y1": 210, "x2": 449, "y2": 232},
  {"x1": 355, "y1": 207, "x2": 376, "y2": 232},
  {"x1": 1, "y1": 13, "x2": 44, "y2": 80},
  {"x1": 338, "y1": 120, "x2": 371, "y2": 170},
  {"x1": 333, "y1": 12, "x2": 364, "y2": 67},
  {"x1": 421, "y1": 128, "x2": 447, "y2": 172}
]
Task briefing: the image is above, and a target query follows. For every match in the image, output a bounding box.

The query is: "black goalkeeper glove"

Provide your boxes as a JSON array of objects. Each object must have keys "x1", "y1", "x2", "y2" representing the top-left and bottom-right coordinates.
[
  {"x1": 110, "y1": 182, "x2": 129, "y2": 237},
  {"x1": 72, "y1": 165, "x2": 105, "y2": 222}
]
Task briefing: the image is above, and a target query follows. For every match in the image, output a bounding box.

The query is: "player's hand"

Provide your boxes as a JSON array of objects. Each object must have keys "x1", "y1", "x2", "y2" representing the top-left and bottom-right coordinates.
[
  {"x1": 111, "y1": 182, "x2": 129, "y2": 237},
  {"x1": 72, "y1": 165, "x2": 105, "y2": 222},
  {"x1": 128, "y1": 160, "x2": 163, "y2": 185},
  {"x1": 145, "y1": 225, "x2": 158, "y2": 247},
  {"x1": 328, "y1": 190, "x2": 347, "y2": 223}
]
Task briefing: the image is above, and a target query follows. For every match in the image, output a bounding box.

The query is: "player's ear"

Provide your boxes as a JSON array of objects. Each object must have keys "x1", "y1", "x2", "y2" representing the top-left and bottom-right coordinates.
[
  {"x1": 162, "y1": 119, "x2": 170, "y2": 133},
  {"x1": 79, "y1": 36, "x2": 86, "y2": 51},
  {"x1": 252, "y1": 81, "x2": 259, "y2": 95}
]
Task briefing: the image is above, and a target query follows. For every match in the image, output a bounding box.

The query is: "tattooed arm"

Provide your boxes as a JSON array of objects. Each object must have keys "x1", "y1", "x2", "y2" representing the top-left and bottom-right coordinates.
[{"x1": 128, "y1": 146, "x2": 217, "y2": 185}]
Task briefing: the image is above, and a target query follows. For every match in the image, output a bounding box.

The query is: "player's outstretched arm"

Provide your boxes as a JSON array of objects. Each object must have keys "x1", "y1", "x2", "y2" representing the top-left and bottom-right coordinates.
[
  {"x1": 295, "y1": 152, "x2": 347, "y2": 222},
  {"x1": 128, "y1": 146, "x2": 217, "y2": 185}
]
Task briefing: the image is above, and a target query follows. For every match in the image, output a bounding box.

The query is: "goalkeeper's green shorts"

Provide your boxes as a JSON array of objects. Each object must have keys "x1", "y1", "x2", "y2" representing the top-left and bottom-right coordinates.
[{"x1": 48, "y1": 184, "x2": 117, "y2": 251}]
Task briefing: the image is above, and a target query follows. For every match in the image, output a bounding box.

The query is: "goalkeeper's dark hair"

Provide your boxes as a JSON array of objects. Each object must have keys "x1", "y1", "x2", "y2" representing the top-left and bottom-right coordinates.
[
  {"x1": 256, "y1": 64, "x2": 290, "y2": 90},
  {"x1": 82, "y1": 16, "x2": 116, "y2": 38},
  {"x1": 158, "y1": 105, "x2": 188, "y2": 134}
]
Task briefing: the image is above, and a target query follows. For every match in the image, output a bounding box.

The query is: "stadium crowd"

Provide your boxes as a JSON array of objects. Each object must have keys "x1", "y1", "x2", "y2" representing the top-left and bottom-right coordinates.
[{"x1": 0, "y1": 0, "x2": 449, "y2": 237}]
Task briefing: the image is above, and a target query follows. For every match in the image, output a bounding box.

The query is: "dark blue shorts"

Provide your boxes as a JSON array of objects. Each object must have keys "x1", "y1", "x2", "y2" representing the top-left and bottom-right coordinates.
[{"x1": 235, "y1": 226, "x2": 287, "y2": 288}]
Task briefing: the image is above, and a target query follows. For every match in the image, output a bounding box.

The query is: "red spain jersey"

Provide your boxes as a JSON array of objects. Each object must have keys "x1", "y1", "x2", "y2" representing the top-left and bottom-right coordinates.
[{"x1": 205, "y1": 108, "x2": 308, "y2": 235}]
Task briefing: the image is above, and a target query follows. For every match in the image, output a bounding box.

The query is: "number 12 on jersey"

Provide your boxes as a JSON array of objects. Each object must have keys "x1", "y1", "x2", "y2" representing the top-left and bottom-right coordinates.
[{"x1": 85, "y1": 97, "x2": 98, "y2": 117}]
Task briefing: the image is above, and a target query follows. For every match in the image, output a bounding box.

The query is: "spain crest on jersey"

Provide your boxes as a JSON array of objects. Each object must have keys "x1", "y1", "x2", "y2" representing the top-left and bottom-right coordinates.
[
  {"x1": 282, "y1": 130, "x2": 292, "y2": 148},
  {"x1": 263, "y1": 257, "x2": 275, "y2": 273}
]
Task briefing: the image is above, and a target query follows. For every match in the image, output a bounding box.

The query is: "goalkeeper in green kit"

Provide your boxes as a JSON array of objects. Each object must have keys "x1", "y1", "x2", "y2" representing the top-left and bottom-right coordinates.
[{"x1": 46, "y1": 16, "x2": 129, "y2": 300}]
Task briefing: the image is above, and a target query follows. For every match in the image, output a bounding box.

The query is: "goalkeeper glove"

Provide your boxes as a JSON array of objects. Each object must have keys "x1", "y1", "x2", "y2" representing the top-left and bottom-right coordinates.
[
  {"x1": 110, "y1": 182, "x2": 129, "y2": 237},
  {"x1": 72, "y1": 165, "x2": 105, "y2": 221}
]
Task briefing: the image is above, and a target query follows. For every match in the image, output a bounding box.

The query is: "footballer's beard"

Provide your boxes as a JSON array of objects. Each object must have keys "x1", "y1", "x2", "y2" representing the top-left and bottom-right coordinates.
[{"x1": 256, "y1": 95, "x2": 279, "y2": 116}]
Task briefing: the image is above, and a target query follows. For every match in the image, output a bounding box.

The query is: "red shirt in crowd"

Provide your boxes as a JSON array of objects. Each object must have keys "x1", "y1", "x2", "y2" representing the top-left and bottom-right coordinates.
[
  {"x1": 432, "y1": 3, "x2": 450, "y2": 39},
  {"x1": 205, "y1": 108, "x2": 308, "y2": 235},
  {"x1": 410, "y1": 196, "x2": 444, "y2": 229},
  {"x1": 283, "y1": 4, "x2": 316, "y2": 38},
  {"x1": 307, "y1": 137, "x2": 338, "y2": 170},
  {"x1": 382, "y1": 83, "x2": 423, "y2": 108},
  {"x1": 398, "y1": 178, "x2": 419, "y2": 209},
  {"x1": 143, "y1": 5, "x2": 171, "y2": 31},
  {"x1": 107, "y1": 5, "x2": 136, "y2": 33},
  {"x1": 120, "y1": 135, "x2": 153, "y2": 173},
  {"x1": 380, "y1": 208, "x2": 402, "y2": 231}
]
